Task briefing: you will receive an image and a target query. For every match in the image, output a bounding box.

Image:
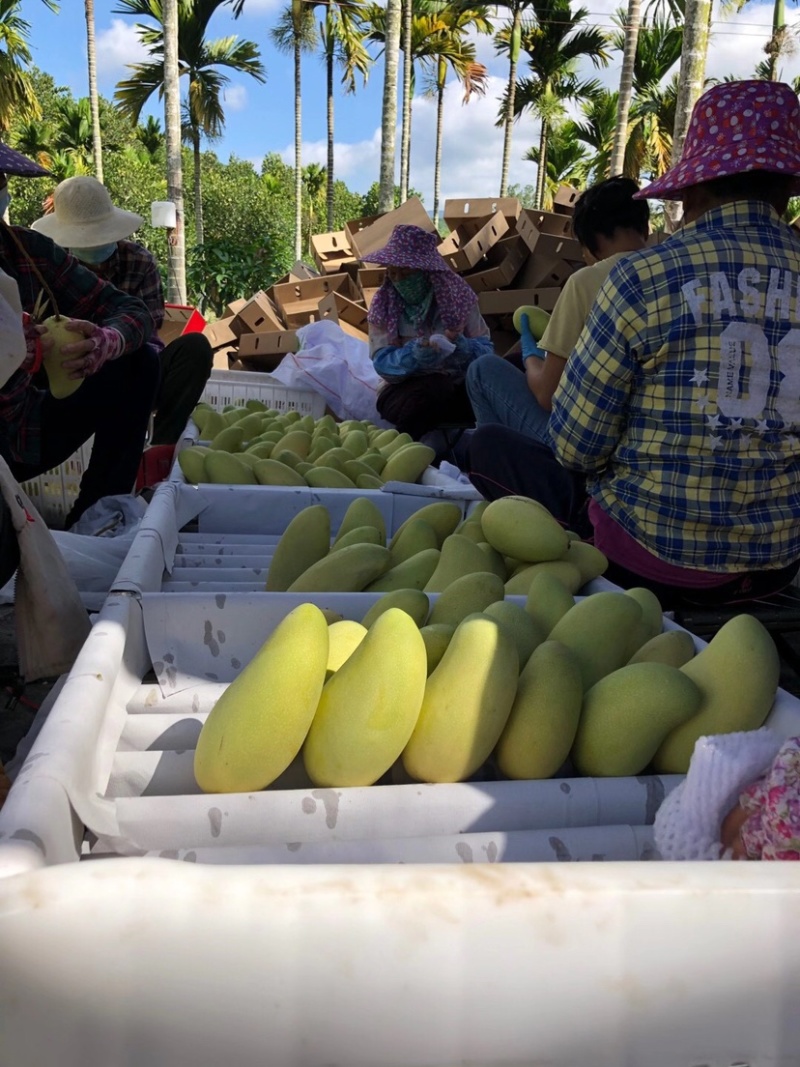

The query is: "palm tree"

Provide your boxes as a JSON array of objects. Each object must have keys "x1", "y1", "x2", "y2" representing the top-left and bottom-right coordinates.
[
  {"x1": 318, "y1": 0, "x2": 369, "y2": 231},
  {"x1": 418, "y1": 5, "x2": 491, "y2": 228},
  {"x1": 85, "y1": 0, "x2": 103, "y2": 180},
  {"x1": 302, "y1": 161, "x2": 327, "y2": 252},
  {"x1": 665, "y1": 0, "x2": 710, "y2": 227},
  {"x1": 0, "y1": 0, "x2": 43, "y2": 133},
  {"x1": 52, "y1": 97, "x2": 94, "y2": 168},
  {"x1": 271, "y1": 1, "x2": 318, "y2": 259},
  {"x1": 135, "y1": 114, "x2": 165, "y2": 160},
  {"x1": 13, "y1": 118, "x2": 54, "y2": 170},
  {"x1": 115, "y1": 0, "x2": 266, "y2": 248},
  {"x1": 377, "y1": 0, "x2": 401, "y2": 212},
  {"x1": 163, "y1": 0, "x2": 185, "y2": 302},
  {"x1": 610, "y1": 0, "x2": 641, "y2": 175},
  {"x1": 565, "y1": 89, "x2": 618, "y2": 182},
  {"x1": 524, "y1": 122, "x2": 591, "y2": 206},
  {"x1": 507, "y1": 0, "x2": 609, "y2": 208}
]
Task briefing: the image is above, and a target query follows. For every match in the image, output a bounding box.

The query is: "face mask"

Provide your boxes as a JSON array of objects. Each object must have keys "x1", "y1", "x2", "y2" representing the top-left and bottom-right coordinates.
[
  {"x1": 391, "y1": 270, "x2": 429, "y2": 305},
  {"x1": 71, "y1": 242, "x2": 117, "y2": 265},
  {"x1": 0, "y1": 189, "x2": 11, "y2": 218}
]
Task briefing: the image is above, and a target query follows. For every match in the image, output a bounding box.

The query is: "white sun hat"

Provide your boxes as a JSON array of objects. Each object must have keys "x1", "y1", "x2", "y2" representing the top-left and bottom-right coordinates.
[{"x1": 31, "y1": 175, "x2": 143, "y2": 247}]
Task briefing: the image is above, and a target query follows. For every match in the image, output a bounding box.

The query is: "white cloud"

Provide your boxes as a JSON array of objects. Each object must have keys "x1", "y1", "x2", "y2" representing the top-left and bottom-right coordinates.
[
  {"x1": 95, "y1": 18, "x2": 148, "y2": 80},
  {"x1": 223, "y1": 84, "x2": 249, "y2": 111}
]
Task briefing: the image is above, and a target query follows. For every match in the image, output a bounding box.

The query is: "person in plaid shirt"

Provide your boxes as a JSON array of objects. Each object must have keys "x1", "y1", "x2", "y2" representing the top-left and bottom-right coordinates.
[
  {"x1": 470, "y1": 79, "x2": 800, "y2": 608},
  {"x1": 0, "y1": 145, "x2": 159, "y2": 529},
  {"x1": 32, "y1": 177, "x2": 213, "y2": 446}
]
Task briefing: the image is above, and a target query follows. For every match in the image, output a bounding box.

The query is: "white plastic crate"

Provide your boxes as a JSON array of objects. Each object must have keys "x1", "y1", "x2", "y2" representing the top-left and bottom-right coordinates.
[
  {"x1": 3, "y1": 593, "x2": 800, "y2": 1064},
  {"x1": 112, "y1": 479, "x2": 481, "y2": 595},
  {"x1": 198, "y1": 368, "x2": 327, "y2": 418},
  {"x1": 20, "y1": 437, "x2": 94, "y2": 529}
]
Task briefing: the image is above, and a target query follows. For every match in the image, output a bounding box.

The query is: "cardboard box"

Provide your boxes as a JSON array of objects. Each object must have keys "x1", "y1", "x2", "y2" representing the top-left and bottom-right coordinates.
[
  {"x1": 310, "y1": 231, "x2": 357, "y2": 275},
  {"x1": 438, "y1": 211, "x2": 509, "y2": 274},
  {"x1": 357, "y1": 266, "x2": 386, "y2": 309},
  {"x1": 461, "y1": 235, "x2": 528, "y2": 293},
  {"x1": 212, "y1": 344, "x2": 238, "y2": 371},
  {"x1": 202, "y1": 317, "x2": 238, "y2": 351},
  {"x1": 517, "y1": 210, "x2": 583, "y2": 262},
  {"x1": 553, "y1": 185, "x2": 580, "y2": 216},
  {"x1": 272, "y1": 273, "x2": 357, "y2": 328},
  {"x1": 511, "y1": 254, "x2": 581, "y2": 291},
  {"x1": 225, "y1": 298, "x2": 249, "y2": 318},
  {"x1": 291, "y1": 260, "x2": 319, "y2": 279},
  {"x1": 158, "y1": 304, "x2": 206, "y2": 346},
  {"x1": 345, "y1": 197, "x2": 436, "y2": 262},
  {"x1": 238, "y1": 329, "x2": 298, "y2": 372},
  {"x1": 231, "y1": 291, "x2": 285, "y2": 337},
  {"x1": 318, "y1": 291, "x2": 370, "y2": 342},
  {"x1": 443, "y1": 197, "x2": 522, "y2": 233},
  {"x1": 478, "y1": 287, "x2": 562, "y2": 332}
]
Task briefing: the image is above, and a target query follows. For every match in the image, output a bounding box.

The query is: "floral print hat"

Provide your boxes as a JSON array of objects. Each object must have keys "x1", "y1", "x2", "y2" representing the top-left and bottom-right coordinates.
[{"x1": 636, "y1": 80, "x2": 800, "y2": 201}]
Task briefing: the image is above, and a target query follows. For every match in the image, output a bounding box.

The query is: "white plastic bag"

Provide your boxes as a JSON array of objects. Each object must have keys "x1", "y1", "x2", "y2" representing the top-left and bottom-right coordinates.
[{"x1": 270, "y1": 319, "x2": 392, "y2": 426}]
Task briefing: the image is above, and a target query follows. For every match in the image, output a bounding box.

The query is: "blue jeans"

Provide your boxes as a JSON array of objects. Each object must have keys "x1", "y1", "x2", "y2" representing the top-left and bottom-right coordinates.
[{"x1": 466, "y1": 355, "x2": 550, "y2": 444}]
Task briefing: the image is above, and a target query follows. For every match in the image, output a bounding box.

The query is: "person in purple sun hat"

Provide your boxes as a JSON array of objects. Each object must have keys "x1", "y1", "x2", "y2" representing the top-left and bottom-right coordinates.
[
  {"x1": 367, "y1": 223, "x2": 495, "y2": 449},
  {"x1": 468, "y1": 78, "x2": 800, "y2": 611}
]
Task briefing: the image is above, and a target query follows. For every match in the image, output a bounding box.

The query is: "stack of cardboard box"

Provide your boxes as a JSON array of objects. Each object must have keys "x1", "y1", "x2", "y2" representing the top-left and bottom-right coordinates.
[{"x1": 200, "y1": 186, "x2": 591, "y2": 373}]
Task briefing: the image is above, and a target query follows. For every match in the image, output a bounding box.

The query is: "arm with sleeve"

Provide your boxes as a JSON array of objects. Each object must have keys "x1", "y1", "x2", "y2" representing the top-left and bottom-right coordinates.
[{"x1": 548, "y1": 263, "x2": 644, "y2": 471}]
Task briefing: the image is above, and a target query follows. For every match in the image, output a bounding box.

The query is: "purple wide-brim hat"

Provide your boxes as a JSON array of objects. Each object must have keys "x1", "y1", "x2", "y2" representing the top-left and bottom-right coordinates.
[
  {"x1": 0, "y1": 142, "x2": 52, "y2": 178},
  {"x1": 636, "y1": 80, "x2": 800, "y2": 201},
  {"x1": 368, "y1": 224, "x2": 450, "y2": 271}
]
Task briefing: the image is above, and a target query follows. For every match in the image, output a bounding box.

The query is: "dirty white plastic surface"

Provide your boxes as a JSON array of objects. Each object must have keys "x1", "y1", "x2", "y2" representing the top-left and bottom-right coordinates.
[{"x1": 1, "y1": 858, "x2": 800, "y2": 1066}]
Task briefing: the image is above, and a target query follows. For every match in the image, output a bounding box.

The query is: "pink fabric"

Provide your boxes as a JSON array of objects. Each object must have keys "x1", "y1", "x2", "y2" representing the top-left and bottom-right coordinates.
[
  {"x1": 81, "y1": 325, "x2": 124, "y2": 377},
  {"x1": 637, "y1": 80, "x2": 800, "y2": 201},
  {"x1": 20, "y1": 313, "x2": 42, "y2": 373},
  {"x1": 588, "y1": 500, "x2": 730, "y2": 588},
  {"x1": 368, "y1": 224, "x2": 477, "y2": 341},
  {"x1": 738, "y1": 737, "x2": 800, "y2": 860}
]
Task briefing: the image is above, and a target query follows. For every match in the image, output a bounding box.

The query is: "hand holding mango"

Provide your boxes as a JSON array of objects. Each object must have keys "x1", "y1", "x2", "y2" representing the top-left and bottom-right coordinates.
[{"x1": 41, "y1": 316, "x2": 124, "y2": 397}]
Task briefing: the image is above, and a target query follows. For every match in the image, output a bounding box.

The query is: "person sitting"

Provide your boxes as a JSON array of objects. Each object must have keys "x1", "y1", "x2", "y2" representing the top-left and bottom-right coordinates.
[
  {"x1": 0, "y1": 143, "x2": 159, "y2": 528},
  {"x1": 367, "y1": 224, "x2": 494, "y2": 444},
  {"x1": 545, "y1": 79, "x2": 800, "y2": 608},
  {"x1": 32, "y1": 175, "x2": 213, "y2": 446},
  {"x1": 466, "y1": 177, "x2": 650, "y2": 443}
]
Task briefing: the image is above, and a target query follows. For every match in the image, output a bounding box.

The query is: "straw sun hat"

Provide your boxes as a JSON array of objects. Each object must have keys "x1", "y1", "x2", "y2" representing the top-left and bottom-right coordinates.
[{"x1": 31, "y1": 176, "x2": 143, "y2": 247}]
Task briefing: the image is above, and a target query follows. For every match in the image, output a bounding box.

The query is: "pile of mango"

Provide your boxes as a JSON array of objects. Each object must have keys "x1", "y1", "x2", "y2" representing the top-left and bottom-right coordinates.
[
  {"x1": 194, "y1": 497, "x2": 781, "y2": 791},
  {"x1": 179, "y1": 401, "x2": 436, "y2": 488},
  {"x1": 265, "y1": 495, "x2": 608, "y2": 595}
]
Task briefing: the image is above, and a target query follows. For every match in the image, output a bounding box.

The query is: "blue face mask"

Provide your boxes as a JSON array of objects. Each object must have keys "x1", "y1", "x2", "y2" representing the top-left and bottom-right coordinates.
[
  {"x1": 0, "y1": 188, "x2": 11, "y2": 217},
  {"x1": 71, "y1": 242, "x2": 117, "y2": 265}
]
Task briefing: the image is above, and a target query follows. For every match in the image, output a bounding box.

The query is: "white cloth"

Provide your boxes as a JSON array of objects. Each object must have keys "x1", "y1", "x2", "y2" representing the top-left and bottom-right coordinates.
[
  {"x1": 654, "y1": 729, "x2": 783, "y2": 860},
  {"x1": 0, "y1": 269, "x2": 26, "y2": 389}
]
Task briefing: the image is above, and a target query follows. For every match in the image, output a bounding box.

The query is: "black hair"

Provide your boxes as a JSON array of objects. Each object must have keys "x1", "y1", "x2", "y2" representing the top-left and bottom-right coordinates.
[
  {"x1": 700, "y1": 169, "x2": 795, "y2": 211},
  {"x1": 571, "y1": 176, "x2": 650, "y2": 257}
]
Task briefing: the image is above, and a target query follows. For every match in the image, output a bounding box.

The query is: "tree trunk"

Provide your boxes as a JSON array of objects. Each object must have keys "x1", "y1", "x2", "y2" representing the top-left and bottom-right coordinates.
[
  {"x1": 326, "y1": 9, "x2": 335, "y2": 232},
  {"x1": 609, "y1": 0, "x2": 640, "y2": 177},
  {"x1": 535, "y1": 118, "x2": 549, "y2": 209},
  {"x1": 664, "y1": 0, "x2": 710, "y2": 231},
  {"x1": 500, "y1": 6, "x2": 521, "y2": 198},
  {"x1": 399, "y1": 0, "x2": 413, "y2": 202},
  {"x1": 85, "y1": 0, "x2": 103, "y2": 182},
  {"x1": 378, "y1": 0, "x2": 401, "y2": 213},
  {"x1": 766, "y1": 0, "x2": 786, "y2": 80},
  {"x1": 193, "y1": 127, "x2": 204, "y2": 248},
  {"x1": 294, "y1": 38, "x2": 303, "y2": 260},
  {"x1": 432, "y1": 72, "x2": 445, "y2": 230},
  {"x1": 162, "y1": 0, "x2": 186, "y2": 304}
]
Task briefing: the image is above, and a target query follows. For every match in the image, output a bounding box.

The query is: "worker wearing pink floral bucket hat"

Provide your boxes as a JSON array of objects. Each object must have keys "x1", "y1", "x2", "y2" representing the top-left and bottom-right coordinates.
[
  {"x1": 367, "y1": 224, "x2": 495, "y2": 448},
  {"x1": 542, "y1": 79, "x2": 800, "y2": 616}
]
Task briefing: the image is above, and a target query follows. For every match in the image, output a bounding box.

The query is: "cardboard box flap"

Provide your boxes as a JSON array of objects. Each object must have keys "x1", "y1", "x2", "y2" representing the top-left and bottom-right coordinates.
[
  {"x1": 345, "y1": 197, "x2": 436, "y2": 262},
  {"x1": 272, "y1": 273, "x2": 356, "y2": 321},
  {"x1": 437, "y1": 211, "x2": 509, "y2": 274},
  {"x1": 461, "y1": 234, "x2": 529, "y2": 293},
  {"x1": 318, "y1": 291, "x2": 369, "y2": 340},
  {"x1": 231, "y1": 291, "x2": 285, "y2": 336},
  {"x1": 443, "y1": 197, "x2": 522, "y2": 230},
  {"x1": 553, "y1": 185, "x2": 580, "y2": 215},
  {"x1": 158, "y1": 304, "x2": 206, "y2": 346}
]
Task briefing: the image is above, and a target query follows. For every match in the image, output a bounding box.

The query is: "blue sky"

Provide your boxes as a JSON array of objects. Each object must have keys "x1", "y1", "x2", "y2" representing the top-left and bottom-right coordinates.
[{"x1": 18, "y1": 0, "x2": 797, "y2": 209}]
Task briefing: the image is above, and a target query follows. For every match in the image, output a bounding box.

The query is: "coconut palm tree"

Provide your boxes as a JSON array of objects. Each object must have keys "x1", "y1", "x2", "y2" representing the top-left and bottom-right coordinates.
[
  {"x1": 565, "y1": 90, "x2": 618, "y2": 182},
  {"x1": 318, "y1": 0, "x2": 370, "y2": 231},
  {"x1": 85, "y1": 0, "x2": 103, "y2": 180},
  {"x1": 115, "y1": 0, "x2": 266, "y2": 248},
  {"x1": 524, "y1": 122, "x2": 592, "y2": 206},
  {"x1": 377, "y1": 0, "x2": 401, "y2": 212},
  {"x1": 505, "y1": 0, "x2": 609, "y2": 208},
  {"x1": 271, "y1": 0, "x2": 317, "y2": 259},
  {"x1": 0, "y1": 0, "x2": 46, "y2": 133}
]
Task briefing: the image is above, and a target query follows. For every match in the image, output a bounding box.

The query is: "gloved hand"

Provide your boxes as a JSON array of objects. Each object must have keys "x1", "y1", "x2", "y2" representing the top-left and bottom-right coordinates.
[
  {"x1": 520, "y1": 313, "x2": 546, "y2": 361},
  {"x1": 21, "y1": 313, "x2": 46, "y2": 373},
  {"x1": 57, "y1": 321, "x2": 125, "y2": 380},
  {"x1": 428, "y1": 332, "x2": 457, "y2": 357}
]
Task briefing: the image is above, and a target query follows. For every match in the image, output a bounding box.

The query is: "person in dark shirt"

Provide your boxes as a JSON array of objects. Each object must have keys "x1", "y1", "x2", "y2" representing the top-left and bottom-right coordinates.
[
  {"x1": 32, "y1": 175, "x2": 213, "y2": 446},
  {"x1": 0, "y1": 144, "x2": 159, "y2": 528}
]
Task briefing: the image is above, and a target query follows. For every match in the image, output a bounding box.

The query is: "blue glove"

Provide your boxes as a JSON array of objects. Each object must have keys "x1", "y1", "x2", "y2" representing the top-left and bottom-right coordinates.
[{"x1": 520, "y1": 313, "x2": 546, "y2": 361}]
